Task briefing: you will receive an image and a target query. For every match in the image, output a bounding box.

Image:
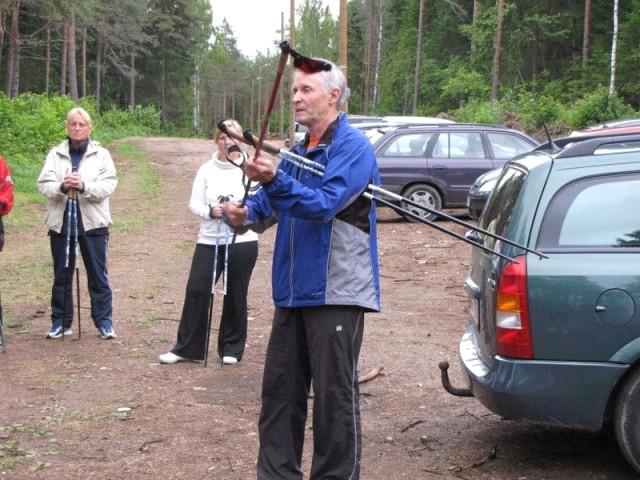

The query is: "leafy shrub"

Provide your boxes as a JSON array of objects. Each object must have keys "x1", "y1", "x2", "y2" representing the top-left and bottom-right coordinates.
[
  {"x1": 0, "y1": 93, "x2": 169, "y2": 202},
  {"x1": 452, "y1": 99, "x2": 501, "y2": 124},
  {"x1": 562, "y1": 87, "x2": 637, "y2": 129},
  {"x1": 501, "y1": 90, "x2": 561, "y2": 131}
]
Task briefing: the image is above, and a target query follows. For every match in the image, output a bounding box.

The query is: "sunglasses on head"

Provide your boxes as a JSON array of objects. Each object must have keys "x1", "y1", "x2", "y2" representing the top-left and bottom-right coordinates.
[{"x1": 279, "y1": 41, "x2": 332, "y2": 74}]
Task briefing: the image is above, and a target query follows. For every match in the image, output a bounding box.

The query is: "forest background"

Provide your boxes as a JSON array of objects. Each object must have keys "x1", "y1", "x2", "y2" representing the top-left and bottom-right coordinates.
[{"x1": 1, "y1": 0, "x2": 640, "y2": 215}]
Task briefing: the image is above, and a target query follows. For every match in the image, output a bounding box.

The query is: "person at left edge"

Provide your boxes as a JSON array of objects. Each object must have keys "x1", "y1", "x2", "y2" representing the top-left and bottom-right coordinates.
[
  {"x1": 37, "y1": 107, "x2": 118, "y2": 340},
  {"x1": 0, "y1": 153, "x2": 15, "y2": 348},
  {"x1": 0, "y1": 153, "x2": 14, "y2": 252}
]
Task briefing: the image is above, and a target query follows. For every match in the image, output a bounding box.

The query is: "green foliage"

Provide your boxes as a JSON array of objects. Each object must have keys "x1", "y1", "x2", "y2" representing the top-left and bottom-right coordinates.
[
  {"x1": 562, "y1": 88, "x2": 637, "y2": 129},
  {"x1": 297, "y1": 0, "x2": 339, "y2": 60},
  {"x1": 97, "y1": 105, "x2": 169, "y2": 142},
  {"x1": 0, "y1": 94, "x2": 168, "y2": 210},
  {"x1": 452, "y1": 100, "x2": 501, "y2": 124},
  {"x1": 438, "y1": 61, "x2": 490, "y2": 108},
  {"x1": 500, "y1": 89, "x2": 561, "y2": 130}
]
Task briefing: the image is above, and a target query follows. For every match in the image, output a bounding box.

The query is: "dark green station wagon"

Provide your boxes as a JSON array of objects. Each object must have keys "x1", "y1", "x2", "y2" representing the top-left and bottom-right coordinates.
[{"x1": 440, "y1": 132, "x2": 640, "y2": 473}]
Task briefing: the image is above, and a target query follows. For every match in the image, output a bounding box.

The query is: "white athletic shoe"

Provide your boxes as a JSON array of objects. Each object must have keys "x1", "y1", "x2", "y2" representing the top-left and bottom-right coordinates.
[
  {"x1": 159, "y1": 352, "x2": 187, "y2": 364},
  {"x1": 222, "y1": 356, "x2": 238, "y2": 365}
]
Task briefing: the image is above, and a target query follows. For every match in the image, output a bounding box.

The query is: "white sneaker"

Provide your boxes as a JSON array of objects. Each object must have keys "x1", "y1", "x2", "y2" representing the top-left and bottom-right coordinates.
[
  {"x1": 222, "y1": 356, "x2": 238, "y2": 365},
  {"x1": 159, "y1": 352, "x2": 187, "y2": 364}
]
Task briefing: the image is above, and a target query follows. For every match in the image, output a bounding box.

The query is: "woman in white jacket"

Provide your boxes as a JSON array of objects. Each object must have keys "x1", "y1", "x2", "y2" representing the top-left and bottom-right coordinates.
[
  {"x1": 159, "y1": 120, "x2": 258, "y2": 365},
  {"x1": 37, "y1": 107, "x2": 118, "y2": 340}
]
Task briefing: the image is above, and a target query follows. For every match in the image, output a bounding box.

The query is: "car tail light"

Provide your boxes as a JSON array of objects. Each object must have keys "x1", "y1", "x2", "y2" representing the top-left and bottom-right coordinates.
[{"x1": 495, "y1": 256, "x2": 533, "y2": 359}]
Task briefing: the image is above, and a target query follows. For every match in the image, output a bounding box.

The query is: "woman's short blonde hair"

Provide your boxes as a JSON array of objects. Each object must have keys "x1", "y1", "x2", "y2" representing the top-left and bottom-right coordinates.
[
  {"x1": 67, "y1": 107, "x2": 93, "y2": 131},
  {"x1": 216, "y1": 119, "x2": 242, "y2": 142}
]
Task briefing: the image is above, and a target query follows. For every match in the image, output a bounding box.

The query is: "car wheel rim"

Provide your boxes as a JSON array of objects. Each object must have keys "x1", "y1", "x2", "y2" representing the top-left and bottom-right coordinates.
[{"x1": 407, "y1": 190, "x2": 435, "y2": 219}]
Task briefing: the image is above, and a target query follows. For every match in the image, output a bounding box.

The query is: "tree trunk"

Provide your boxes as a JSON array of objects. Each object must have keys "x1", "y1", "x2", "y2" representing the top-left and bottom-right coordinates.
[
  {"x1": 582, "y1": 0, "x2": 591, "y2": 68},
  {"x1": 4, "y1": 1, "x2": 20, "y2": 98},
  {"x1": 81, "y1": 27, "x2": 86, "y2": 98},
  {"x1": 609, "y1": 0, "x2": 619, "y2": 97},
  {"x1": 231, "y1": 84, "x2": 235, "y2": 120},
  {"x1": 279, "y1": 11, "x2": 285, "y2": 138},
  {"x1": 363, "y1": 0, "x2": 374, "y2": 114},
  {"x1": 250, "y1": 78, "x2": 255, "y2": 134},
  {"x1": 470, "y1": 0, "x2": 480, "y2": 52},
  {"x1": 45, "y1": 26, "x2": 51, "y2": 95},
  {"x1": 289, "y1": 0, "x2": 296, "y2": 142},
  {"x1": 531, "y1": 24, "x2": 538, "y2": 84},
  {"x1": 67, "y1": 16, "x2": 79, "y2": 101},
  {"x1": 129, "y1": 50, "x2": 135, "y2": 107},
  {"x1": 412, "y1": 0, "x2": 424, "y2": 114},
  {"x1": 95, "y1": 36, "x2": 102, "y2": 109},
  {"x1": 10, "y1": 26, "x2": 19, "y2": 98},
  {"x1": 490, "y1": 0, "x2": 506, "y2": 102},
  {"x1": 60, "y1": 20, "x2": 68, "y2": 95},
  {"x1": 161, "y1": 37, "x2": 166, "y2": 120},
  {"x1": 192, "y1": 64, "x2": 200, "y2": 134},
  {"x1": 339, "y1": 0, "x2": 348, "y2": 112},
  {"x1": 371, "y1": 0, "x2": 383, "y2": 110},
  {"x1": 0, "y1": 12, "x2": 5, "y2": 78}
]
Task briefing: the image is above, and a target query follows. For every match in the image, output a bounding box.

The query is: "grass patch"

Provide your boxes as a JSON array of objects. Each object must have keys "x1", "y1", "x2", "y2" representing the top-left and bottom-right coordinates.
[
  {"x1": 136, "y1": 312, "x2": 156, "y2": 329},
  {"x1": 111, "y1": 141, "x2": 162, "y2": 236}
]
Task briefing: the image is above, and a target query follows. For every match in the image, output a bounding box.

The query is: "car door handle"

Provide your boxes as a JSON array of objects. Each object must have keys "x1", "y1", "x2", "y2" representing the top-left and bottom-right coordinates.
[{"x1": 595, "y1": 305, "x2": 606, "y2": 312}]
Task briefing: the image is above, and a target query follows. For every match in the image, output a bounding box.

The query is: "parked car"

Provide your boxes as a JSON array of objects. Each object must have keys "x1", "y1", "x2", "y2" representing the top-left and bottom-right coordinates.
[
  {"x1": 383, "y1": 115, "x2": 454, "y2": 125},
  {"x1": 347, "y1": 114, "x2": 385, "y2": 124},
  {"x1": 468, "y1": 123, "x2": 640, "y2": 220},
  {"x1": 441, "y1": 130, "x2": 640, "y2": 474},
  {"x1": 582, "y1": 117, "x2": 640, "y2": 130},
  {"x1": 466, "y1": 167, "x2": 502, "y2": 220},
  {"x1": 372, "y1": 124, "x2": 538, "y2": 221},
  {"x1": 293, "y1": 122, "x2": 309, "y2": 144}
]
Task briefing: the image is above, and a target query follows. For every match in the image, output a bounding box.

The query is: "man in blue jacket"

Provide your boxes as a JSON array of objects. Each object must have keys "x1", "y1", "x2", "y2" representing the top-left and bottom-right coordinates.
[{"x1": 224, "y1": 58, "x2": 380, "y2": 479}]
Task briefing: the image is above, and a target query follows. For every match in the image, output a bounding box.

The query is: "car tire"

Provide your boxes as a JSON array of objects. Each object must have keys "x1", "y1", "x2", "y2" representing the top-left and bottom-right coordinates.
[
  {"x1": 614, "y1": 367, "x2": 640, "y2": 473},
  {"x1": 401, "y1": 184, "x2": 442, "y2": 222}
]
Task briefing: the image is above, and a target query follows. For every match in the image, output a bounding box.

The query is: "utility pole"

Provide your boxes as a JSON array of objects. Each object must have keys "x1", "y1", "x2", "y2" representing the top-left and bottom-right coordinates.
[
  {"x1": 339, "y1": 0, "x2": 348, "y2": 112},
  {"x1": 250, "y1": 78, "x2": 255, "y2": 130},
  {"x1": 289, "y1": 0, "x2": 296, "y2": 142},
  {"x1": 412, "y1": 0, "x2": 424, "y2": 114},
  {"x1": 256, "y1": 65, "x2": 262, "y2": 132},
  {"x1": 277, "y1": 11, "x2": 287, "y2": 139}
]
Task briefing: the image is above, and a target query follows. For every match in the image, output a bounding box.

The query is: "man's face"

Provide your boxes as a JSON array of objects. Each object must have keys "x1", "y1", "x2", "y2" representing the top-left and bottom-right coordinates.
[{"x1": 291, "y1": 70, "x2": 338, "y2": 128}]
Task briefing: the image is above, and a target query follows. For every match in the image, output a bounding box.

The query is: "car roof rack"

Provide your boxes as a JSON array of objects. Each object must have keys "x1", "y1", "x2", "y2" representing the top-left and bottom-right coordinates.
[{"x1": 534, "y1": 132, "x2": 640, "y2": 158}]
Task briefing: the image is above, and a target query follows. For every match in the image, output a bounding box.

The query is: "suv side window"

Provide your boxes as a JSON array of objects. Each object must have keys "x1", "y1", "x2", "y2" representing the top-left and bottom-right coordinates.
[
  {"x1": 380, "y1": 133, "x2": 433, "y2": 157},
  {"x1": 487, "y1": 133, "x2": 534, "y2": 159},
  {"x1": 538, "y1": 173, "x2": 640, "y2": 249},
  {"x1": 432, "y1": 133, "x2": 485, "y2": 159}
]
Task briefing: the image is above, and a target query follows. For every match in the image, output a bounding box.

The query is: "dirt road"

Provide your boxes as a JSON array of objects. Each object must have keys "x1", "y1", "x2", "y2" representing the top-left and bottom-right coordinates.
[{"x1": 0, "y1": 138, "x2": 636, "y2": 479}]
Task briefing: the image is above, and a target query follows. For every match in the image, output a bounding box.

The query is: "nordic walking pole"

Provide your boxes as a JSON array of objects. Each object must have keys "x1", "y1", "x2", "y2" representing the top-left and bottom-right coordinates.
[
  {"x1": 204, "y1": 209, "x2": 222, "y2": 368},
  {"x1": 0, "y1": 291, "x2": 6, "y2": 354},
  {"x1": 61, "y1": 190, "x2": 74, "y2": 342},
  {"x1": 72, "y1": 190, "x2": 81, "y2": 340}
]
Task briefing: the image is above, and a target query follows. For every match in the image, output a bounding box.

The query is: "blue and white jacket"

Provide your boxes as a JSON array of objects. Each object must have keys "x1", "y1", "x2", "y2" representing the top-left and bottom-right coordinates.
[{"x1": 246, "y1": 113, "x2": 381, "y2": 312}]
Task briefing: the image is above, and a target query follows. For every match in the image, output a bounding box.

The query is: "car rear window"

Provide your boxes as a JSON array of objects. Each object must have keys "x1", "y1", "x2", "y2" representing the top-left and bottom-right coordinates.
[
  {"x1": 538, "y1": 173, "x2": 640, "y2": 249},
  {"x1": 487, "y1": 133, "x2": 535, "y2": 159},
  {"x1": 480, "y1": 166, "x2": 527, "y2": 250}
]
